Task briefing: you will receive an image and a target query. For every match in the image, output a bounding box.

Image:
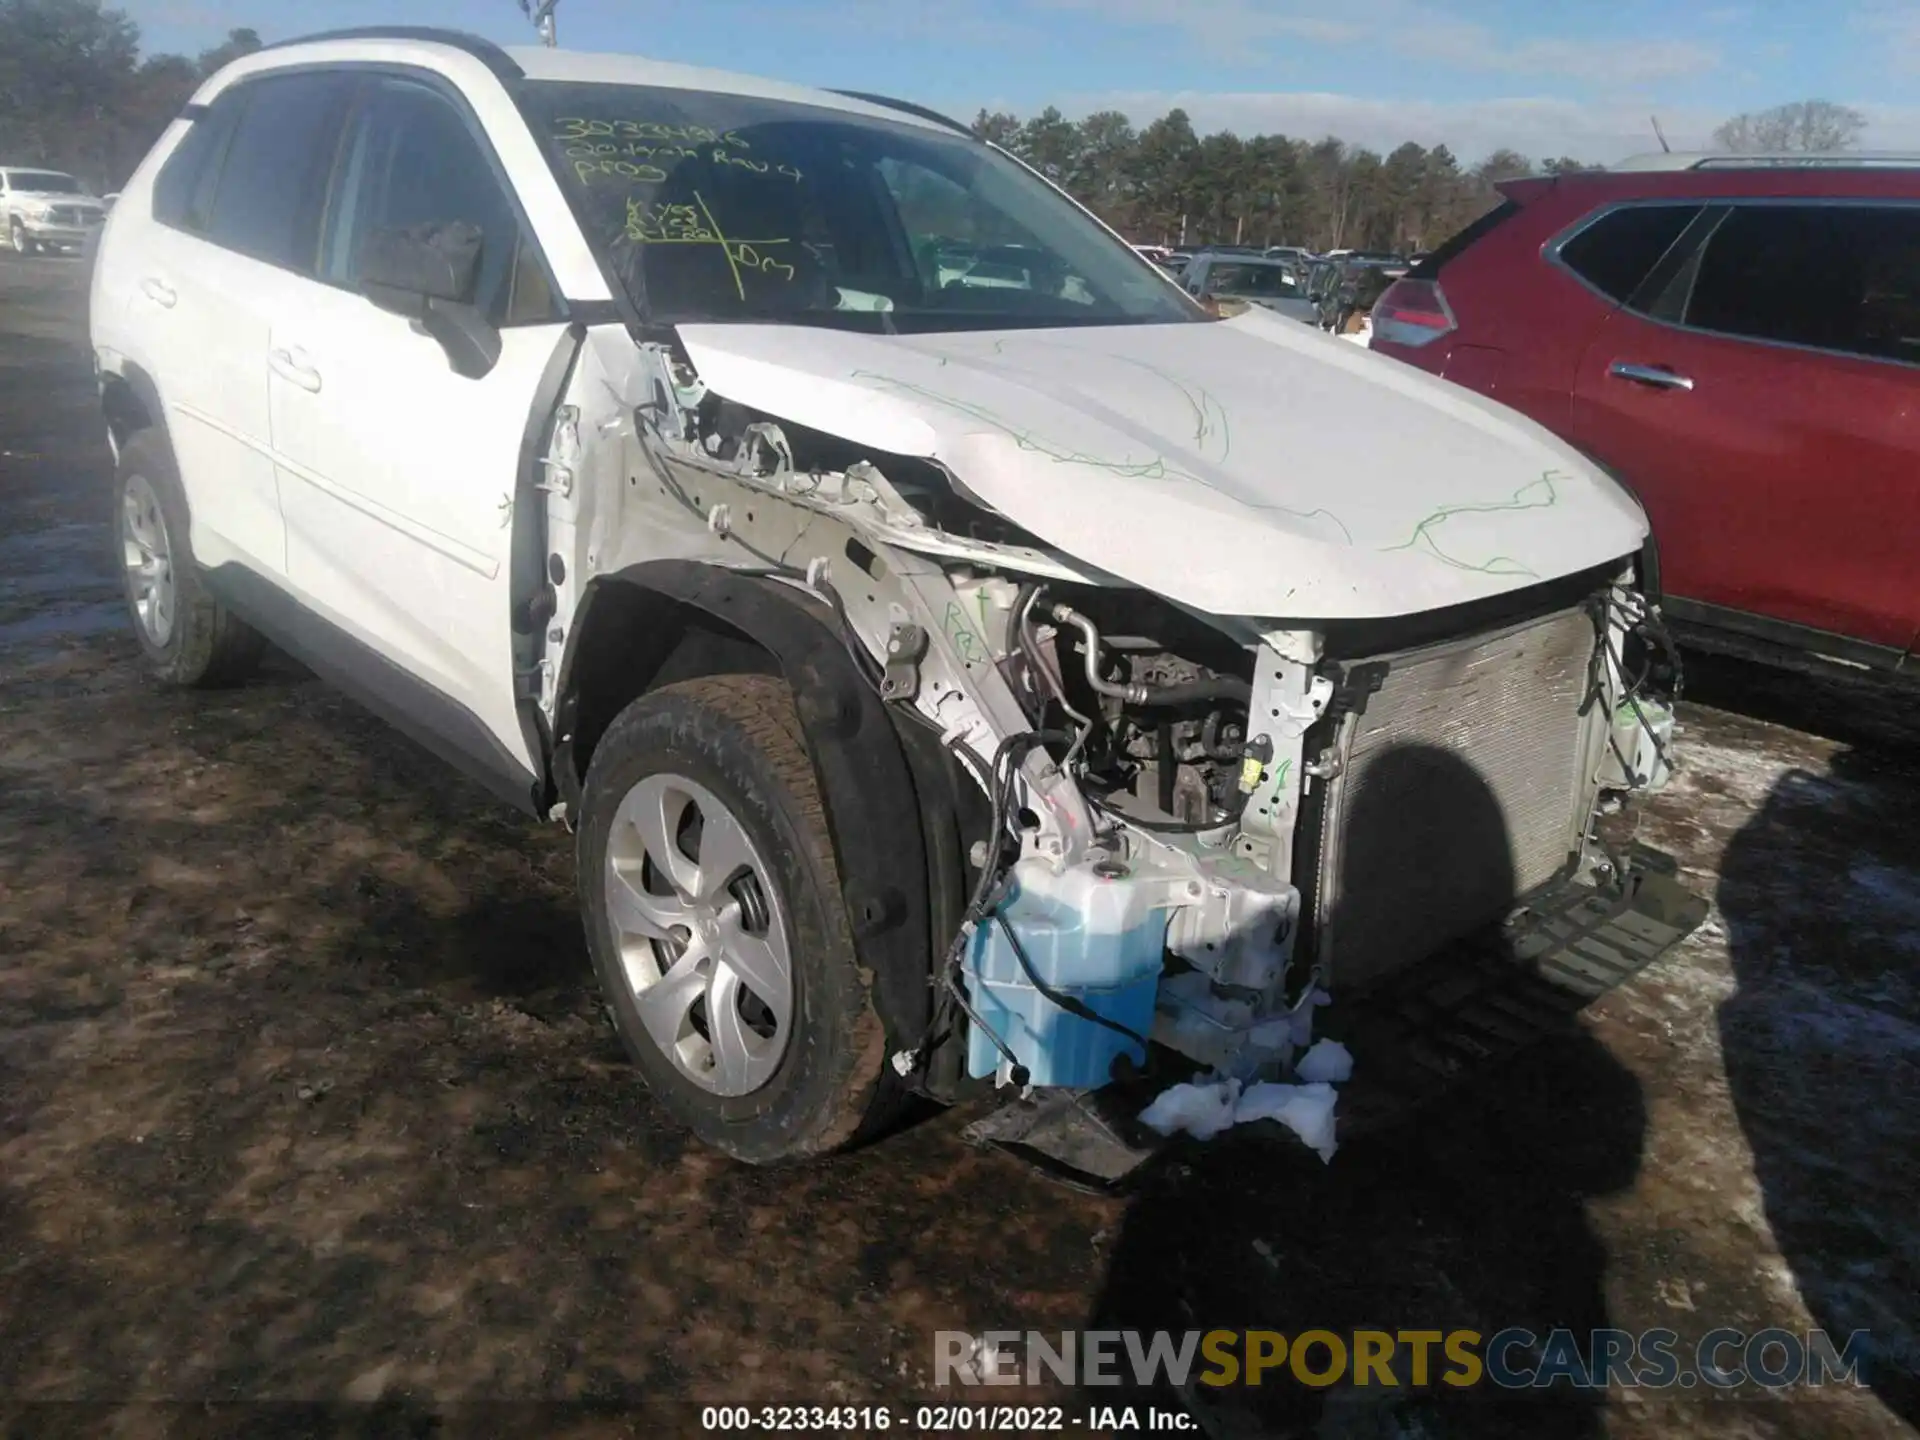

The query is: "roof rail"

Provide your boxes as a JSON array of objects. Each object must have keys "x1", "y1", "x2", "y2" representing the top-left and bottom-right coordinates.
[
  {"x1": 1611, "y1": 149, "x2": 1920, "y2": 173},
  {"x1": 1693, "y1": 151, "x2": 1920, "y2": 170},
  {"x1": 829, "y1": 90, "x2": 972, "y2": 137},
  {"x1": 262, "y1": 27, "x2": 524, "y2": 80}
]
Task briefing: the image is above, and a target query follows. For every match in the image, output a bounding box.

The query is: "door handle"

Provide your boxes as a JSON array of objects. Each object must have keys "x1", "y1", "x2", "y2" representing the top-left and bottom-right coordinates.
[
  {"x1": 140, "y1": 277, "x2": 176, "y2": 309},
  {"x1": 268, "y1": 347, "x2": 322, "y2": 394},
  {"x1": 1608, "y1": 361, "x2": 1694, "y2": 391}
]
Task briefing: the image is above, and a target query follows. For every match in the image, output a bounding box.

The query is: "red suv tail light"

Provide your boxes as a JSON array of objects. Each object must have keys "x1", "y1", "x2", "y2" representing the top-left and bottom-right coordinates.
[{"x1": 1371, "y1": 279, "x2": 1456, "y2": 348}]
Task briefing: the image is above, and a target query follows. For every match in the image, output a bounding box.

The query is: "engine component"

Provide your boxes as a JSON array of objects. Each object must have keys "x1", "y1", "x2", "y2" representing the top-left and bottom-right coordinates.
[{"x1": 1165, "y1": 869, "x2": 1298, "y2": 990}]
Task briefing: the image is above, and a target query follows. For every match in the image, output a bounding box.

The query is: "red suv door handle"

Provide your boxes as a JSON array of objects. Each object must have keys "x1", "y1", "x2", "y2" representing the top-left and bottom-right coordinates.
[{"x1": 1609, "y1": 361, "x2": 1694, "y2": 391}]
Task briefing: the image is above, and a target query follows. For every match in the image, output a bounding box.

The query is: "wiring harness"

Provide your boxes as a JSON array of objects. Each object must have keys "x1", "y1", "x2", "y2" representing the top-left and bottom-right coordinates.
[{"x1": 1585, "y1": 584, "x2": 1684, "y2": 789}]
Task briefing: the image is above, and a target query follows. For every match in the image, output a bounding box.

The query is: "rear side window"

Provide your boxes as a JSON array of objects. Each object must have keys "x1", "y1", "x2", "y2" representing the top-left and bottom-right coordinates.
[
  {"x1": 320, "y1": 77, "x2": 557, "y2": 325},
  {"x1": 1687, "y1": 204, "x2": 1920, "y2": 365},
  {"x1": 201, "y1": 73, "x2": 354, "y2": 270},
  {"x1": 1557, "y1": 204, "x2": 1700, "y2": 302}
]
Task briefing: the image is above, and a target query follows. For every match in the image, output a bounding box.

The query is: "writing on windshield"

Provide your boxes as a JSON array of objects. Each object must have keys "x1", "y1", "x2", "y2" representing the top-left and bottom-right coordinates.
[
  {"x1": 554, "y1": 119, "x2": 805, "y2": 186},
  {"x1": 624, "y1": 193, "x2": 797, "y2": 297},
  {"x1": 525, "y1": 81, "x2": 1203, "y2": 332}
]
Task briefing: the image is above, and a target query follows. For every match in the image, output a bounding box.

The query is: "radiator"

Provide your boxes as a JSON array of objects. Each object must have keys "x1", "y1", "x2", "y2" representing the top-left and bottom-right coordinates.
[{"x1": 1307, "y1": 605, "x2": 1598, "y2": 991}]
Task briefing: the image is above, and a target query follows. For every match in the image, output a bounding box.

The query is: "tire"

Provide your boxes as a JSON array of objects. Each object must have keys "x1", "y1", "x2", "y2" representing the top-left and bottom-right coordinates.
[
  {"x1": 9, "y1": 219, "x2": 35, "y2": 256},
  {"x1": 113, "y1": 429, "x2": 267, "y2": 687},
  {"x1": 578, "y1": 674, "x2": 902, "y2": 1164}
]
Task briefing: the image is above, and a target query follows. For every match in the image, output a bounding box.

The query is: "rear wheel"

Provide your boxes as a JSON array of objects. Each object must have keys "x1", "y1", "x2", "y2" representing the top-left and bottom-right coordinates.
[
  {"x1": 578, "y1": 675, "x2": 901, "y2": 1164},
  {"x1": 114, "y1": 430, "x2": 266, "y2": 687}
]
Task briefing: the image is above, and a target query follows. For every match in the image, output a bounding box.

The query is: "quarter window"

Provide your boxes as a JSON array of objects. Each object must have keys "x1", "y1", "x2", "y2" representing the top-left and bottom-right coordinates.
[
  {"x1": 1557, "y1": 204, "x2": 1700, "y2": 303},
  {"x1": 1686, "y1": 204, "x2": 1920, "y2": 364}
]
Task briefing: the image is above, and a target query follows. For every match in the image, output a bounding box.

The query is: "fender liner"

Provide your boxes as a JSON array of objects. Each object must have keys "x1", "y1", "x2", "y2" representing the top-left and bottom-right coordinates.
[
  {"x1": 556, "y1": 560, "x2": 935, "y2": 1050},
  {"x1": 101, "y1": 359, "x2": 168, "y2": 450}
]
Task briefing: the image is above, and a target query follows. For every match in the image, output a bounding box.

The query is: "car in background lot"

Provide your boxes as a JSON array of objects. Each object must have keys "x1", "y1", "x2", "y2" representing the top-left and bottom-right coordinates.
[
  {"x1": 1180, "y1": 252, "x2": 1318, "y2": 322},
  {"x1": 1312, "y1": 256, "x2": 1408, "y2": 330},
  {"x1": 1, "y1": 167, "x2": 108, "y2": 255},
  {"x1": 1370, "y1": 153, "x2": 1920, "y2": 677}
]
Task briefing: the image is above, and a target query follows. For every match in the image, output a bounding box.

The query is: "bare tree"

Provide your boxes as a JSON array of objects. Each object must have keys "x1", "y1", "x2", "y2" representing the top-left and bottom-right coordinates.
[
  {"x1": 1714, "y1": 100, "x2": 1867, "y2": 153},
  {"x1": 1474, "y1": 149, "x2": 1534, "y2": 182}
]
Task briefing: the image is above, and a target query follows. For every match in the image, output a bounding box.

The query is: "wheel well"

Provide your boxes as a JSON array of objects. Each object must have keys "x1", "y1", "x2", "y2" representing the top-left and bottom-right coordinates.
[
  {"x1": 555, "y1": 563, "x2": 963, "y2": 1071},
  {"x1": 560, "y1": 581, "x2": 780, "y2": 793},
  {"x1": 101, "y1": 373, "x2": 154, "y2": 450}
]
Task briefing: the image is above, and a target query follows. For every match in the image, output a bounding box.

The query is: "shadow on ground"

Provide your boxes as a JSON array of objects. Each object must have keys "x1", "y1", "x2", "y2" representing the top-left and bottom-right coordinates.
[
  {"x1": 1089, "y1": 744, "x2": 1648, "y2": 1438},
  {"x1": 1717, "y1": 733, "x2": 1920, "y2": 1426}
]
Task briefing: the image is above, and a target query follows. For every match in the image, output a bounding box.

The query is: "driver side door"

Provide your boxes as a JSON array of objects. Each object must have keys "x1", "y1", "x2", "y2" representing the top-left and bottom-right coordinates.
[{"x1": 269, "y1": 71, "x2": 569, "y2": 782}]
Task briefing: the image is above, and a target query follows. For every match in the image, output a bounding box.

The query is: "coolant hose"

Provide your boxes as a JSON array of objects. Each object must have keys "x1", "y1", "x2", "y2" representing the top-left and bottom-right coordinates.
[{"x1": 1132, "y1": 676, "x2": 1253, "y2": 709}]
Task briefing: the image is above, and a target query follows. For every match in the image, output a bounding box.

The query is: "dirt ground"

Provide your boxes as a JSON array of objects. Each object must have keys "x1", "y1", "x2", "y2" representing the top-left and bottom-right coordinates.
[{"x1": 2, "y1": 256, "x2": 1916, "y2": 1440}]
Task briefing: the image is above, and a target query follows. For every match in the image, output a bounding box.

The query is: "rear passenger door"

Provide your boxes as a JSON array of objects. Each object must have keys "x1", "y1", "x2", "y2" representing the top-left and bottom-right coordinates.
[
  {"x1": 268, "y1": 71, "x2": 569, "y2": 779},
  {"x1": 1571, "y1": 202, "x2": 1920, "y2": 654},
  {"x1": 126, "y1": 72, "x2": 353, "y2": 576}
]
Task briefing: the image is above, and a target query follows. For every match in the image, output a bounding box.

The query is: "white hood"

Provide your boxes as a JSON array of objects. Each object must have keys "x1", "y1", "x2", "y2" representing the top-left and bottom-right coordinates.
[
  {"x1": 676, "y1": 306, "x2": 1648, "y2": 620},
  {"x1": 12, "y1": 188, "x2": 102, "y2": 209}
]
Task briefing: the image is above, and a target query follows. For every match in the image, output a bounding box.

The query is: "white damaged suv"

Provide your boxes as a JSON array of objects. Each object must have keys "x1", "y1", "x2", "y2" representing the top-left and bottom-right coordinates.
[{"x1": 91, "y1": 29, "x2": 1701, "y2": 1165}]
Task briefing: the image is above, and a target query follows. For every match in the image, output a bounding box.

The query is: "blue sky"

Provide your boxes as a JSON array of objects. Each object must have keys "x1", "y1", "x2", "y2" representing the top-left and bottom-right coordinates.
[{"x1": 120, "y1": 0, "x2": 1920, "y2": 162}]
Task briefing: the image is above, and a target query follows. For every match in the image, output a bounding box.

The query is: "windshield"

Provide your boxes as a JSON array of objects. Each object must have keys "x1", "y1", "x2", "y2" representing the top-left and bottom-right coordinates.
[
  {"x1": 7, "y1": 171, "x2": 82, "y2": 195},
  {"x1": 523, "y1": 82, "x2": 1201, "y2": 333},
  {"x1": 1208, "y1": 263, "x2": 1301, "y2": 297}
]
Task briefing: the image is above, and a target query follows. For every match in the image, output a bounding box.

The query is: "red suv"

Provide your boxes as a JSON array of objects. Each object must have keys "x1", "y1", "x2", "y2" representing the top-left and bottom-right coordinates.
[{"x1": 1370, "y1": 155, "x2": 1920, "y2": 678}]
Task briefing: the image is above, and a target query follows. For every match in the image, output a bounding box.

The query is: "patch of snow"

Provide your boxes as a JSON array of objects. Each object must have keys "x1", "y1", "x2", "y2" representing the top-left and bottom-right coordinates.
[
  {"x1": 1294, "y1": 1038, "x2": 1354, "y2": 1085},
  {"x1": 1139, "y1": 1037, "x2": 1352, "y2": 1162},
  {"x1": 1666, "y1": 735, "x2": 1817, "y2": 809},
  {"x1": 1237, "y1": 1081, "x2": 1340, "y2": 1161},
  {"x1": 1139, "y1": 1078, "x2": 1241, "y2": 1141}
]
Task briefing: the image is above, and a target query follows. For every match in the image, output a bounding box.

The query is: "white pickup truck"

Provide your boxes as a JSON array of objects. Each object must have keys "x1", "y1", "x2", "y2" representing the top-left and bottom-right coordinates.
[{"x1": 1, "y1": 167, "x2": 107, "y2": 255}]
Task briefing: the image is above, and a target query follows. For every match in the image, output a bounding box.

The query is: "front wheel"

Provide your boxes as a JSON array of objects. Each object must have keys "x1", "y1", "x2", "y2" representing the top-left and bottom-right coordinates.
[
  {"x1": 9, "y1": 219, "x2": 33, "y2": 255},
  {"x1": 578, "y1": 675, "x2": 902, "y2": 1164}
]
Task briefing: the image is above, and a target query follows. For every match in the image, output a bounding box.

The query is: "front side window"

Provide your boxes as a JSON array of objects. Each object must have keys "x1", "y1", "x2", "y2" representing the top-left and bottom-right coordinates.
[
  {"x1": 1686, "y1": 204, "x2": 1920, "y2": 364},
  {"x1": 321, "y1": 77, "x2": 556, "y2": 325},
  {"x1": 202, "y1": 72, "x2": 354, "y2": 269},
  {"x1": 1557, "y1": 204, "x2": 1701, "y2": 303},
  {"x1": 521, "y1": 82, "x2": 1199, "y2": 334}
]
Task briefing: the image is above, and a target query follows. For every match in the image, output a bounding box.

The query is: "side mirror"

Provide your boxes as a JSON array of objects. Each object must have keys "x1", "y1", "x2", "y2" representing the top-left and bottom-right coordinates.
[{"x1": 359, "y1": 220, "x2": 501, "y2": 380}]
